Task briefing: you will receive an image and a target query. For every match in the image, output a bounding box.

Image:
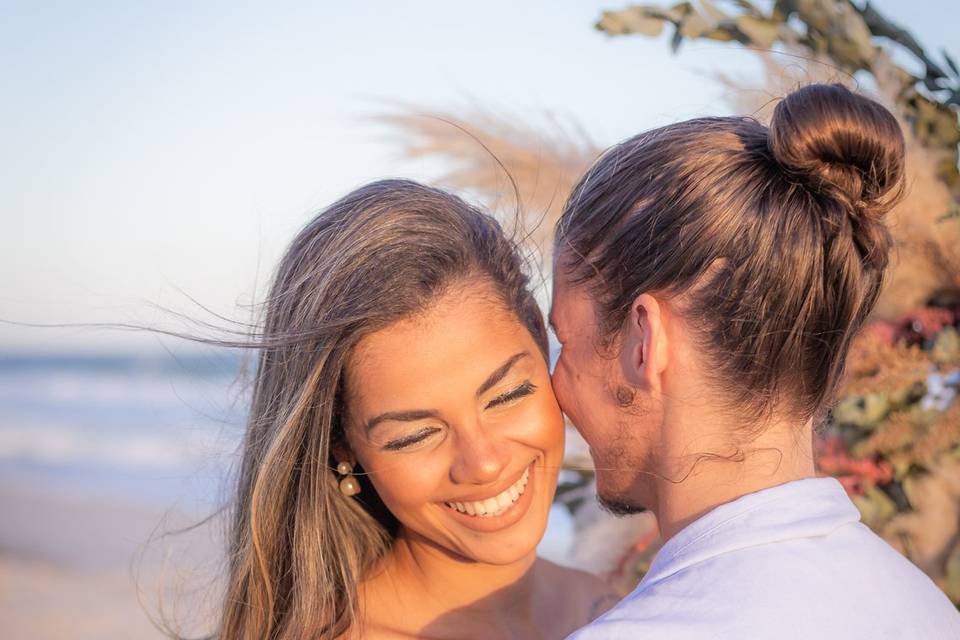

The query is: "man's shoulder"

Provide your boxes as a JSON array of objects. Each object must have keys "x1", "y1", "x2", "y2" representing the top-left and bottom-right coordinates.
[
  {"x1": 566, "y1": 524, "x2": 960, "y2": 639},
  {"x1": 565, "y1": 596, "x2": 716, "y2": 640}
]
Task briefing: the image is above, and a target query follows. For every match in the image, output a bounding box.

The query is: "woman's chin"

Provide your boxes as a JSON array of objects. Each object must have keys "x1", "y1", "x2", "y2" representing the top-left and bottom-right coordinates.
[
  {"x1": 444, "y1": 467, "x2": 557, "y2": 566},
  {"x1": 452, "y1": 519, "x2": 549, "y2": 566}
]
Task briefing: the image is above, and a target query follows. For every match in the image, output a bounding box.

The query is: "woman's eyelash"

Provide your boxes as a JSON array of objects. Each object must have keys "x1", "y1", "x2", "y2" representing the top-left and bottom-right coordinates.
[
  {"x1": 486, "y1": 381, "x2": 537, "y2": 409},
  {"x1": 381, "y1": 382, "x2": 536, "y2": 450},
  {"x1": 383, "y1": 427, "x2": 440, "y2": 451}
]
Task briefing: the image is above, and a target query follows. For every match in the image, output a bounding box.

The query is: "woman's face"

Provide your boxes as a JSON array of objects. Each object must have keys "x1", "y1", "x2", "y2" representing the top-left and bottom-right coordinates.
[{"x1": 343, "y1": 281, "x2": 564, "y2": 566}]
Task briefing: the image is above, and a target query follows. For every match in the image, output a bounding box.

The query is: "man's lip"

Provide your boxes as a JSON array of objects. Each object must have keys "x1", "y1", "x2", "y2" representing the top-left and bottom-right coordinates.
[{"x1": 440, "y1": 460, "x2": 535, "y2": 503}]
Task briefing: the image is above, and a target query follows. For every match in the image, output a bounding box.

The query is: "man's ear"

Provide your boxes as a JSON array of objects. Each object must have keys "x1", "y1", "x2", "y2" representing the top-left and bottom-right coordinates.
[{"x1": 619, "y1": 293, "x2": 668, "y2": 390}]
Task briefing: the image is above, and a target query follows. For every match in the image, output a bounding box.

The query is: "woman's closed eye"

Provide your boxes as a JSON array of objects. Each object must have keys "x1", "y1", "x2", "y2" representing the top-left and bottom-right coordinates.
[
  {"x1": 383, "y1": 427, "x2": 441, "y2": 451},
  {"x1": 379, "y1": 382, "x2": 536, "y2": 450},
  {"x1": 485, "y1": 381, "x2": 536, "y2": 410}
]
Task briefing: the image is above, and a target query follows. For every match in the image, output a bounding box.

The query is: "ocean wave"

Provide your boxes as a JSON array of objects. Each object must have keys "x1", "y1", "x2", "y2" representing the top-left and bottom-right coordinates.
[
  {"x1": 0, "y1": 421, "x2": 237, "y2": 470},
  {"x1": 0, "y1": 369, "x2": 250, "y2": 409}
]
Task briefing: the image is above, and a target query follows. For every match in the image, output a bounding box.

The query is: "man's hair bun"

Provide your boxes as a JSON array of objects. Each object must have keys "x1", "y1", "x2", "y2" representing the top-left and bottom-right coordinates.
[{"x1": 768, "y1": 83, "x2": 906, "y2": 221}]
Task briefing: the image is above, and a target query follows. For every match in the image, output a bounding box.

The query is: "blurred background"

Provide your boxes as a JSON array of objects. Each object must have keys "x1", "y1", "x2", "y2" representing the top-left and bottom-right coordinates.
[{"x1": 2, "y1": 1, "x2": 958, "y2": 638}]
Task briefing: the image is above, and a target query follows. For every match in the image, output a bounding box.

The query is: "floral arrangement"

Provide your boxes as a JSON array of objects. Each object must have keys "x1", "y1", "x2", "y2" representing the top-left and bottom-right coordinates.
[{"x1": 821, "y1": 302, "x2": 960, "y2": 601}]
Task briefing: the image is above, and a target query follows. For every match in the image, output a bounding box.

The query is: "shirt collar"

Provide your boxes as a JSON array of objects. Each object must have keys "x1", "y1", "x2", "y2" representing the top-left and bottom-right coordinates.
[{"x1": 639, "y1": 477, "x2": 861, "y2": 588}]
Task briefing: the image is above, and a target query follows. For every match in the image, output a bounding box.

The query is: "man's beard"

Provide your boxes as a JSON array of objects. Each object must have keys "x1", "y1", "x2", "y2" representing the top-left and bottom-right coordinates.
[
  {"x1": 597, "y1": 492, "x2": 648, "y2": 516},
  {"x1": 593, "y1": 445, "x2": 651, "y2": 516},
  {"x1": 588, "y1": 384, "x2": 661, "y2": 516}
]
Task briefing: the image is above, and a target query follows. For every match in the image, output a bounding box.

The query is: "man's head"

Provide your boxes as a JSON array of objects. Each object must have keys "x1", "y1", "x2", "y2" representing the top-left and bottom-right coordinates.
[
  {"x1": 549, "y1": 84, "x2": 905, "y2": 515},
  {"x1": 549, "y1": 271, "x2": 670, "y2": 515}
]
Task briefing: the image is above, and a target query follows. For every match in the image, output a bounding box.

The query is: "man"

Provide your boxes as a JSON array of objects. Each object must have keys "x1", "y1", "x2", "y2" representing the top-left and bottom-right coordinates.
[{"x1": 549, "y1": 84, "x2": 960, "y2": 638}]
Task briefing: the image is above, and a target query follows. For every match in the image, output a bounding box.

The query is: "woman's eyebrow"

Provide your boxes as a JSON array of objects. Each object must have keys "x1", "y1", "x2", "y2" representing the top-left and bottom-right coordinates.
[
  {"x1": 475, "y1": 351, "x2": 530, "y2": 398},
  {"x1": 364, "y1": 351, "x2": 530, "y2": 433},
  {"x1": 366, "y1": 409, "x2": 439, "y2": 434}
]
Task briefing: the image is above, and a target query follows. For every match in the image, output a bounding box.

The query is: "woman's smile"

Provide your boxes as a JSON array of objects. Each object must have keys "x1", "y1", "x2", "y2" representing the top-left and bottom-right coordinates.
[{"x1": 440, "y1": 460, "x2": 538, "y2": 532}]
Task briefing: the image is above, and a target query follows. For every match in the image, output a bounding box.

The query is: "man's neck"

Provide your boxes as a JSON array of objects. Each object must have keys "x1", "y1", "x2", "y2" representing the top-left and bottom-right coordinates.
[{"x1": 652, "y1": 415, "x2": 817, "y2": 543}]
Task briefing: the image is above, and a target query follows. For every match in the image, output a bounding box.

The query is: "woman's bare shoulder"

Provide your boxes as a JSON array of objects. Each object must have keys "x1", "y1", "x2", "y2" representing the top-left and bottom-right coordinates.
[{"x1": 535, "y1": 558, "x2": 621, "y2": 623}]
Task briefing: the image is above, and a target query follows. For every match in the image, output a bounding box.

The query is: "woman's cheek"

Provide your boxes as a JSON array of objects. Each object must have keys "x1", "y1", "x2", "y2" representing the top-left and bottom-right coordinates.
[
  {"x1": 506, "y1": 395, "x2": 564, "y2": 449},
  {"x1": 363, "y1": 453, "x2": 448, "y2": 511}
]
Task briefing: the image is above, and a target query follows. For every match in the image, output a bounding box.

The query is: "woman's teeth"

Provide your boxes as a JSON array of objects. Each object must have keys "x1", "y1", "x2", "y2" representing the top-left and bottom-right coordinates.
[{"x1": 445, "y1": 467, "x2": 530, "y2": 517}]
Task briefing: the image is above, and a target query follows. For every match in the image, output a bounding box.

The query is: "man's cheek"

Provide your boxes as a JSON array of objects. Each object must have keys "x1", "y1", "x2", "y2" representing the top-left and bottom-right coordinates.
[
  {"x1": 559, "y1": 366, "x2": 585, "y2": 418},
  {"x1": 551, "y1": 374, "x2": 571, "y2": 417},
  {"x1": 558, "y1": 352, "x2": 584, "y2": 387}
]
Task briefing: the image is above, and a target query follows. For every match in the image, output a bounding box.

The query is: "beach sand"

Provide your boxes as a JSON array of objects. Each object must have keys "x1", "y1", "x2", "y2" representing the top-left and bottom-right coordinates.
[{"x1": 0, "y1": 478, "x2": 225, "y2": 640}]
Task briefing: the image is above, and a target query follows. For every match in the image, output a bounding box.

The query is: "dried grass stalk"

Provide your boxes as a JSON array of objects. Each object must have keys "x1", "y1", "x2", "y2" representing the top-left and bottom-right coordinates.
[{"x1": 376, "y1": 107, "x2": 600, "y2": 260}]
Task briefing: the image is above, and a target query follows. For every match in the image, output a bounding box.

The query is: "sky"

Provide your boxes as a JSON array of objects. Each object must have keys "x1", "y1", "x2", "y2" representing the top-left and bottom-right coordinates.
[{"x1": 2, "y1": 0, "x2": 957, "y2": 352}]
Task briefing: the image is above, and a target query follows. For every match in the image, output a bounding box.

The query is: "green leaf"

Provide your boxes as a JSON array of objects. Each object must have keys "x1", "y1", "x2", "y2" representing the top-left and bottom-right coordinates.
[
  {"x1": 888, "y1": 380, "x2": 927, "y2": 408},
  {"x1": 735, "y1": 15, "x2": 780, "y2": 48},
  {"x1": 902, "y1": 473, "x2": 934, "y2": 510},
  {"x1": 732, "y1": 0, "x2": 763, "y2": 16},
  {"x1": 703, "y1": 27, "x2": 737, "y2": 42},
  {"x1": 793, "y1": 0, "x2": 831, "y2": 33},
  {"x1": 852, "y1": 485, "x2": 897, "y2": 530},
  {"x1": 680, "y1": 10, "x2": 716, "y2": 38},
  {"x1": 662, "y1": 2, "x2": 693, "y2": 22},
  {"x1": 671, "y1": 25, "x2": 684, "y2": 52},
  {"x1": 698, "y1": 0, "x2": 727, "y2": 22},
  {"x1": 597, "y1": 8, "x2": 667, "y2": 36},
  {"x1": 944, "y1": 48, "x2": 960, "y2": 77},
  {"x1": 890, "y1": 454, "x2": 912, "y2": 480},
  {"x1": 932, "y1": 327, "x2": 960, "y2": 365},
  {"x1": 833, "y1": 393, "x2": 891, "y2": 430},
  {"x1": 827, "y1": 1, "x2": 875, "y2": 69}
]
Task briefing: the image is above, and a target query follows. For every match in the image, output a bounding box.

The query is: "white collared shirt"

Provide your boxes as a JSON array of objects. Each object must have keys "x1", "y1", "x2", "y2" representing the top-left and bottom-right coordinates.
[{"x1": 568, "y1": 477, "x2": 960, "y2": 639}]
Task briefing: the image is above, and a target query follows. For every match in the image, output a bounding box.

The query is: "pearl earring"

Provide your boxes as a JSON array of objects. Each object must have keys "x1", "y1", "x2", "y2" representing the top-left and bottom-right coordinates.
[{"x1": 336, "y1": 461, "x2": 361, "y2": 497}]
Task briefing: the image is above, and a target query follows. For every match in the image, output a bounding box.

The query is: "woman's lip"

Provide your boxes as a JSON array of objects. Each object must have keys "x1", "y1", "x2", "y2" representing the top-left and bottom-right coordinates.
[
  {"x1": 438, "y1": 461, "x2": 537, "y2": 531},
  {"x1": 443, "y1": 460, "x2": 535, "y2": 503}
]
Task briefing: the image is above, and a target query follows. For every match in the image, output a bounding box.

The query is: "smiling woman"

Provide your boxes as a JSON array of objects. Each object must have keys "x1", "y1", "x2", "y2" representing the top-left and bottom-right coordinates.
[{"x1": 177, "y1": 179, "x2": 615, "y2": 640}]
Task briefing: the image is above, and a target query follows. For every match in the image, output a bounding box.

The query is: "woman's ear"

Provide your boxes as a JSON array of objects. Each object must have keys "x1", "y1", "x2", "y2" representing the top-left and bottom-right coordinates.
[
  {"x1": 330, "y1": 439, "x2": 355, "y2": 469},
  {"x1": 619, "y1": 293, "x2": 668, "y2": 391}
]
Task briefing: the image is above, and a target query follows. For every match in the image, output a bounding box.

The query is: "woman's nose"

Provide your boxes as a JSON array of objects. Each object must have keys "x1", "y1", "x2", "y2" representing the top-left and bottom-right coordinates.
[{"x1": 449, "y1": 427, "x2": 510, "y2": 485}]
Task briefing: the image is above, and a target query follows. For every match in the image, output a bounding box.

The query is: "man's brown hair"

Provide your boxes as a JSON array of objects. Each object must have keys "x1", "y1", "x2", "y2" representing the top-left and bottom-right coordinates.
[{"x1": 555, "y1": 83, "x2": 905, "y2": 425}]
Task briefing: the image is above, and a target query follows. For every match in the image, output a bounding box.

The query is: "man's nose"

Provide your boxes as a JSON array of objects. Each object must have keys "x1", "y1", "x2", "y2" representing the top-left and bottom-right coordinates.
[{"x1": 449, "y1": 425, "x2": 510, "y2": 485}]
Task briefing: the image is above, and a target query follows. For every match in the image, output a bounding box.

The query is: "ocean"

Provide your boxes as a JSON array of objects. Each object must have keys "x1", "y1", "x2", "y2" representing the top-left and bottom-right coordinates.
[{"x1": 0, "y1": 351, "x2": 248, "y2": 510}]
